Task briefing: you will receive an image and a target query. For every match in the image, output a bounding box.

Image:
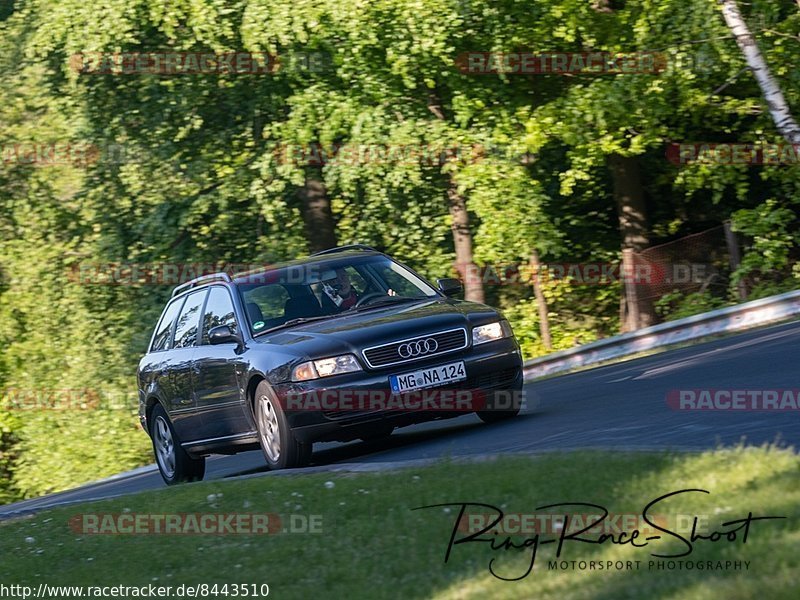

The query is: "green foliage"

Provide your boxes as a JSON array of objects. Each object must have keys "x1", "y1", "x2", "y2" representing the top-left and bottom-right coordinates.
[
  {"x1": 655, "y1": 289, "x2": 728, "y2": 321},
  {"x1": 503, "y1": 296, "x2": 600, "y2": 360},
  {"x1": 730, "y1": 198, "x2": 800, "y2": 298},
  {"x1": 1, "y1": 0, "x2": 799, "y2": 501},
  {"x1": 0, "y1": 410, "x2": 21, "y2": 504},
  {"x1": 13, "y1": 406, "x2": 149, "y2": 498}
]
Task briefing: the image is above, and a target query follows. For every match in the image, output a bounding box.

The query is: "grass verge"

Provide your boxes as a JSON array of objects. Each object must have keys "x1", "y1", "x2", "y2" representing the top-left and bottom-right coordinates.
[{"x1": 1, "y1": 446, "x2": 798, "y2": 599}]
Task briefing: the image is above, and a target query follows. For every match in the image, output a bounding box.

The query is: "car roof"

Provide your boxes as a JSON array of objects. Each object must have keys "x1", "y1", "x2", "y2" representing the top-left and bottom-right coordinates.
[
  {"x1": 169, "y1": 247, "x2": 387, "y2": 297},
  {"x1": 232, "y1": 248, "x2": 384, "y2": 285},
  {"x1": 233, "y1": 250, "x2": 384, "y2": 283}
]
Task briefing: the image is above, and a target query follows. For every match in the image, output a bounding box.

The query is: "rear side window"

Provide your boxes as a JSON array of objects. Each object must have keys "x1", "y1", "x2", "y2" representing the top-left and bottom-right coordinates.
[
  {"x1": 150, "y1": 298, "x2": 184, "y2": 352},
  {"x1": 201, "y1": 287, "x2": 238, "y2": 344},
  {"x1": 173, "y1": 290, "x2": 208, "y2": 349}
]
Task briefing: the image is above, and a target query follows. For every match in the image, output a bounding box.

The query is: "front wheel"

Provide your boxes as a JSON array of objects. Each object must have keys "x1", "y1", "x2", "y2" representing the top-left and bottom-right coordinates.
[
  {"x1": 254, "y1": 381, "x2": 312, "y2": 470},
  {"x1": 476, "y1": 406, "x2": 520, "y2": 424},
  {"x1": 150, "y1": 404, "x2": 205, "y2": 485},
  {"x1": 476, "y1": 389, "x2": 522, "y2": 424}
]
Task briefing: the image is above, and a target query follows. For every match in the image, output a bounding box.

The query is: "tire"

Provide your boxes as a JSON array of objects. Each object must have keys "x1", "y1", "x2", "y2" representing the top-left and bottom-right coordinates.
[
  {"x1": 150, "y1": 404, "x2": 206, "y2": 485},
  {"x1": 476, "y1": 389, "x2": 522, "y2": 424},
  {"x1": 254, "y1": 381, "x2": 312, "y2": 470},
  {"x1": 476, "y1": 407, "x2": 520, "y2": 424}
]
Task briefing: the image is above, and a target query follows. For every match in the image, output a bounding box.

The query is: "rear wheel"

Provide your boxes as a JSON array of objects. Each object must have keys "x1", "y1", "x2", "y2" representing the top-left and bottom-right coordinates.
[
  {"x1": 254, "y1": 381, "x2": 312, "y2": 470},
  {"x1": 150, "y1": 404, "x2": 205, "y2": 485}
]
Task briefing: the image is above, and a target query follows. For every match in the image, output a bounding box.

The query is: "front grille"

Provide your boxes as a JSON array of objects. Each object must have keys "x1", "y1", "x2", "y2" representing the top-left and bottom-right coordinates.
[{"x1": 362, "y1": 328, "x2": 468, "y2": 368}]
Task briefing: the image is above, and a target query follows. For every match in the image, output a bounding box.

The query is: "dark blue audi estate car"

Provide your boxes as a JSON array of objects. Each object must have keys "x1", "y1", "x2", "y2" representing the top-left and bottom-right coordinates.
[{"x1": 138, "y1": 246, "x2": 524, "y2": 484}]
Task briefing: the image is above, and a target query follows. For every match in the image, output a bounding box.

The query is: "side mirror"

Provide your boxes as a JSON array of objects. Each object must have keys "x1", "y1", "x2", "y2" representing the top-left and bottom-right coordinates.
[
  {"x1": 437, "y1": 278, "x2": 464, "y2": 297},
  {"x1": 208, "y1": 325, "x2": 240, "y2": 345}
]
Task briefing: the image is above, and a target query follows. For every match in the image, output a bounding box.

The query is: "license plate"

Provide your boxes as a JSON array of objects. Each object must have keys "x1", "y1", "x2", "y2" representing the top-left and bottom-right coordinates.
[{"x1": 389, "y1": 361, "x2": 467, "y2": 393}]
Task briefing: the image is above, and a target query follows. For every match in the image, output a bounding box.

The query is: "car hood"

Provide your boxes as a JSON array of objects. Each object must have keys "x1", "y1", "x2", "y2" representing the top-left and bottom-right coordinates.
[{"x1": 252, "y1": 298, "x2": 500, "y2": 360}]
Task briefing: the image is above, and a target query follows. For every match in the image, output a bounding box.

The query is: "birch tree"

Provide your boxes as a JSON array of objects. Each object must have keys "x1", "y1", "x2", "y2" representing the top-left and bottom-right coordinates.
[{"x1": 718, "y1": 0, "x2": 800, "y2": 144}]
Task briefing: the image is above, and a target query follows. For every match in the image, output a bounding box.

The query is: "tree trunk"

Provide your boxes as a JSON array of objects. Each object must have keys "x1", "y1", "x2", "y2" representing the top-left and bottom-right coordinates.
[
  {"x1": 428, "y1": 91, "x2": 485, "y2": 303},
  {"x1": 609, "y1": 154, "x2": 649, "y2": 252},
  {"x1": 621, "y1": 248, "x2": 641, "y2": 332},
  {"x1": 719, "y1": 0, "x2": 800, "y2": 144},
  {"x1": 608, "y1": 154, "x2": 657, "y2": 330},
  {"x1": 298, "y1": 166, "x2": 337, "y2": 253},
  {"x1": 530, "y1": 248, "x2": 552, "y2": 351},
  {"x1": 447, "y1": 186, "x2": 485, "y2": 303}
]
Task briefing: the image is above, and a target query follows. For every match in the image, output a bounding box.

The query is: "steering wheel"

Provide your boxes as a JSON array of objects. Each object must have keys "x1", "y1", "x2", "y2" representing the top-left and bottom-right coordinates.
[{"x1": 354, "y1": 292, "x2": 386, "y2": 308}]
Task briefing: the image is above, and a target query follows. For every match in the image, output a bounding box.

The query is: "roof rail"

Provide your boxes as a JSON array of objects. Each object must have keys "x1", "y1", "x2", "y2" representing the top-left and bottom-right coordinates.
[
  {"x1": 311, "y1": 244, "x2": 379, "y2": 257},
  {"x1": 171, "y1": 272, "x2": 232, "y2": 297}
]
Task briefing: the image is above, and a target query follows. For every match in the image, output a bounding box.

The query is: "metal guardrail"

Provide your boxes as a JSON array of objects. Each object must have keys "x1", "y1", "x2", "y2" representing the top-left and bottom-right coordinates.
[{"x1": 523, "y1": 288, "x2": 800, "y2": 380}]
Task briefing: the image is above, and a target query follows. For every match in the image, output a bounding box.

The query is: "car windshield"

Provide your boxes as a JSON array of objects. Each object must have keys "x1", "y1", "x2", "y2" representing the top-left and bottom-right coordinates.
[{"x1": 236, "y1": 255, "x2": 439, "y2": 335}]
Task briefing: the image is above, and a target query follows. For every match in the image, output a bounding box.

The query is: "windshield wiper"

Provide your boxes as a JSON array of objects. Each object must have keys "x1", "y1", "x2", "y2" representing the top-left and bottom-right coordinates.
[
  {"x1": 253, "y1": 315, "x2": 332, "y2": 337},
  {"x1": 352, "y1": 296, "x2": 426, "y2": 311}
]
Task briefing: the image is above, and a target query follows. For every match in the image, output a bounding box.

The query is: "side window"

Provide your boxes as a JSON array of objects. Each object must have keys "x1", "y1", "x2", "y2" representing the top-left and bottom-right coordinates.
[
  {"x1": 243, "y1": 284, "x2": 290, "y2": 322},
  {"x1": 173, "y1": 290, "x2": 207, "y2": 349},
  {"x1": 150, "y1": 298, "x2": 184, "y2": 352},
  {"x1": 201, "y1": 287, "x2": 238, "y2": 344}
]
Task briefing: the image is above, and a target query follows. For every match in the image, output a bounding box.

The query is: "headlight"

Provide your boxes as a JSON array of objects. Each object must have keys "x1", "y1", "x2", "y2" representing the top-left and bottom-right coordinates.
[
  {"x1": 472, "y1": 320, "x2": 512, "y2": 345},
  {"x1": 291, "y1": 354, "x2": 363, "y2": 382}
]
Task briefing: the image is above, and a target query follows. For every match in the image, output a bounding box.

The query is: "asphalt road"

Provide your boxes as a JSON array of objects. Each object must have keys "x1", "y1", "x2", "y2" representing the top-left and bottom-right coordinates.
[{"x1": 3, "y1": 319, "x2": 798, "y2": 518}]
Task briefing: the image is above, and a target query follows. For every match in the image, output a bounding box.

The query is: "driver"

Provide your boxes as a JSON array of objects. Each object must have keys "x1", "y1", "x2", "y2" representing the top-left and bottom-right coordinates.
[{"x1": 323, "y1": 268, "x2": 359, "y2": 311}]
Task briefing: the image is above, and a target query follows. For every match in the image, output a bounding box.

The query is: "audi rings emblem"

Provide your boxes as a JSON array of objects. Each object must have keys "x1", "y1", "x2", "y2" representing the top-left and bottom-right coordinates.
[{"x1": 397, "y1": 338, "x2": 439, "y2": 358}]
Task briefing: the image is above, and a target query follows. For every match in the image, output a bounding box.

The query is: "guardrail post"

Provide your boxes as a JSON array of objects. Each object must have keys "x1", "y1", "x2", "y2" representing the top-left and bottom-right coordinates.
[{"x1": 724, "y1": 220, "x2": 747, "y2": 301}]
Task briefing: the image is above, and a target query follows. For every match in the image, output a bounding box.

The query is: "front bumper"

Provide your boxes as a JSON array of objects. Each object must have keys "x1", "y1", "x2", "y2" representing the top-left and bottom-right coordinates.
[{"x1": 273, "y1": 337, "x2": 523, "y2": 443}]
